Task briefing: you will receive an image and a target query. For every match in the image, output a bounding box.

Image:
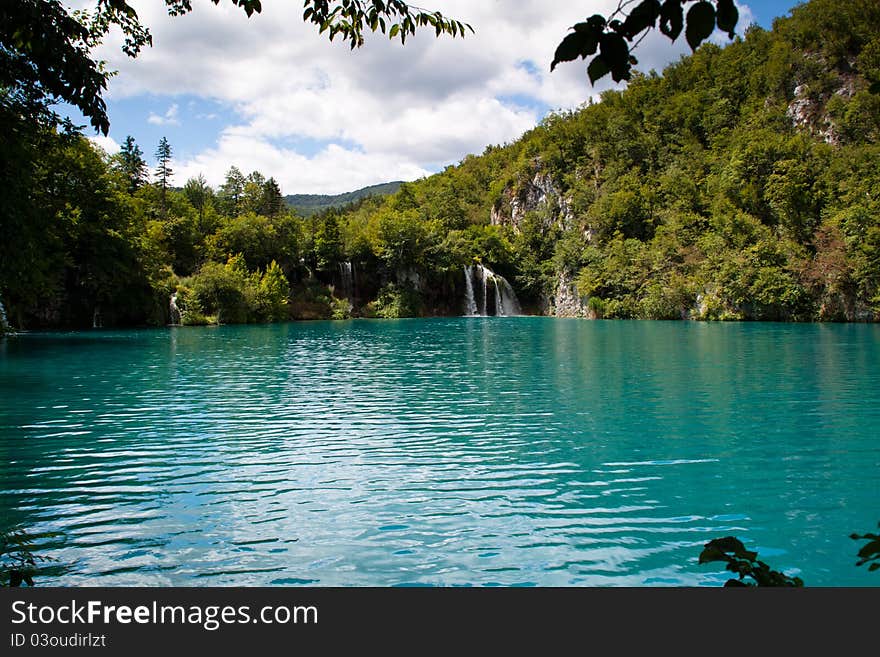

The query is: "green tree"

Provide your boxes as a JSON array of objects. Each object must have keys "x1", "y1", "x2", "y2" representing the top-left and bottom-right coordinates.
[
  {"x1": 154, "y1": 137, "x2": 173, "y2": 213},
  {"x1": 114, "y1": 135, "x2": 148, "y2": 193},
  {"x1": 188, "y1": 255, "x2": 257, "y2": 324},
  {"x1": 183, "y1": 174, "x2": 214, "y2": 227},
  {"x1": 261, "y1": 177, "x2": 285, "y2": 217},
  {"x1": 240, "y1": 171, "x2": 270, "y2": 215},
  {"x1": 258, "y1": 260, "x2": 290, "y2": 321},
  {"x1": 314, "y1": 211, "x2": 344, "y2": 272},
  {"x1": 218, "y1": 166, "x2": 246, "y2": 218},
  {"x1": 209, "y1": 212, "x2": 299, "y2": 272}
]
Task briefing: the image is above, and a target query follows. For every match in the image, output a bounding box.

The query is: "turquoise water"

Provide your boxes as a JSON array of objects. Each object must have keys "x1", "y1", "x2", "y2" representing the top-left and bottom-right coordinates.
[{"x1": 1, "y1": 319, "x2": 878, "y2": 586}]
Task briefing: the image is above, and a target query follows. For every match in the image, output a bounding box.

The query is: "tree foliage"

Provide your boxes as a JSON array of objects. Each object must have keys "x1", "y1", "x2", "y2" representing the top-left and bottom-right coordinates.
[
  {"x1": 851, "y1": 525, "x2": 880, "y2": 572},
  {"x1": 154, "y1": 137, "x2": 173, "y2": 212},
  {"x1": 699, "y1": 537, "x2": 804, "y2": 587},
  {"x1": 1, "y1": 528, "x2": 57, "y2": 588},
  {"x1": 114, "y1": 135, "x2": 149, "y2": 193},
  {"x1": 302, "y1": 0, "x2": 472, "y2": 47},
  {"x1": 552, "y1": 0, "x2": 741, "y2": 83}
]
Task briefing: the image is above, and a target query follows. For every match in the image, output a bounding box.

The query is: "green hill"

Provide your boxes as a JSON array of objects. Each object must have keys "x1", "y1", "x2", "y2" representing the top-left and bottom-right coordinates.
[
  {"x1": 315, "y1": 0, "x2": 880, "y2": 321},
  {"x1": 4, "y1": 0, "x2": 880, "y2": 328},
  {"x1": 285, "y1": 182, "x2": 403, "y2": 216}
]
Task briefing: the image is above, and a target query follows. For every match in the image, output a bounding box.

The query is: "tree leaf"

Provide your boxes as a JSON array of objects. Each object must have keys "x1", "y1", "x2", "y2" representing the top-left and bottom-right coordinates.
[
  {"x1": 716, "y1": 0, "x2": 739, "y2": 38},
  {"x1": 600, "y1": 32, "x2": 631, "y2": 82},
  {"x1": 621, "y1": 0, "x2": 661, "y2": 39},
  {"x1": 659, "y1": 0, "x2": 684, "y2": 41},
  {"x1": 706, "y1": 536, "x2": 747, "y2": 555},
  {"x1": 856, "y1": 539, "x2": 880, "y2": 558},
  {"x1": 552, "y1": 32, "x2": 596, "y2": 71},
  {"x1": 588, "y1": 55, "x2": 610, "y2": 84},
  {"x1": 685, "y1": 1, "x2": 716, "y2": 51},
  {"x1": 575, "y1": 14, "x2": 607, "y2": 34}
]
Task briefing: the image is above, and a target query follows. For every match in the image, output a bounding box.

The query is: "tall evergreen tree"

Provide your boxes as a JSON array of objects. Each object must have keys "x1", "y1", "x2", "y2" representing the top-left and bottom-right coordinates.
[
  {"x1": 115, "y1": 135, "x2": 148, "y2": 193},
  {"x1": 154, "y1": 136, "x2": 173, "y2": 213},
  {"x1": 261, "y1": 177, "x2": 284, "y2": 217}
]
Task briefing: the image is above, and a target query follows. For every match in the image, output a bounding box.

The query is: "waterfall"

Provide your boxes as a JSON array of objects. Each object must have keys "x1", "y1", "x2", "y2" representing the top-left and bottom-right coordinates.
[
  {"x1": 480, "y1": 265, "x2": 488, "y2": 316},
  {"x1": 92, "y1": 306, "x2": 102, "y2": 329},
  {"x1": 0, "y1": 297, "x2": 9, "y2": 332},
  {"x1": 462, "y1": 264, "x2": 522, "y2": 317},
  {"x1": 496, "y1": 276, "x2": 523, "y2": 317},
  {"x1": 464, "y1": 266, "x2": 478, "y2": 315},
  {"x1": 338, "y1": 262, "x2": 354, "y2": 299},
  {"x1": 169, "y1": 293, "x2": 181, "y2": 325}
]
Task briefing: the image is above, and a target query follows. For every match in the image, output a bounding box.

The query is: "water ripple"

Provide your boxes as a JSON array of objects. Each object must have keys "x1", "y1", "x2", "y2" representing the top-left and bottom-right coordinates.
[{"x1": 2, "y1": 320, "x2": 879, "y2": 586}]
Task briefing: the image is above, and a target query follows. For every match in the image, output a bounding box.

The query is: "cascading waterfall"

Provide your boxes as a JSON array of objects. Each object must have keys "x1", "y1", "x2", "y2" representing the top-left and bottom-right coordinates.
[
  {"x1": 0, "y1": 297, "x2": 9, "y2": 332},
  {"x1": 338, "y1": 262, "x2": 354, "y2": 299},
  {"x1": 480, "y1": 265, "x2": 488, "y2": 316},
  {"x1": 92, "y1": 307, "x2": 102, "y2": 329},
  {"x1": 464, "y1": 266, "x2": 478, "y2": 316},
  {"x1": 169, "y1": 293, "x2": 181, "y2": 325},
  {"x1": 463, "y1": 264, "x2": 522, "y2": 317},
  {"x1": 495, "y1": 276, "x2": 523, "y2": 317}
]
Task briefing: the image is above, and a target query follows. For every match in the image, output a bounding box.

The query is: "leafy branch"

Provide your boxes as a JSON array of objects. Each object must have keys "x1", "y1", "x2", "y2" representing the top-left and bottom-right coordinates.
[
  {"x1": 551, "y1": 0, "x2": 740, "y2": 84},
  {"x1": 851, "y1": 524, "x2": 880, "y2": 572},
  {"x1": 699, "y1": 537, "x2": 804, "y2": 587},
  {"x1": 1, "y1": 528, "x2": 57, "y2": 588},
  {"x1": 302, "y1": 0, "x2": 473, "y2": 48}
]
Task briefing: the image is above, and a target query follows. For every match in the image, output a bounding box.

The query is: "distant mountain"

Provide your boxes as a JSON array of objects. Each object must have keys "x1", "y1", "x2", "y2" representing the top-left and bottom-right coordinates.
[{"x1": 285, "y1": 181, "x2": 404, "y2": 216}]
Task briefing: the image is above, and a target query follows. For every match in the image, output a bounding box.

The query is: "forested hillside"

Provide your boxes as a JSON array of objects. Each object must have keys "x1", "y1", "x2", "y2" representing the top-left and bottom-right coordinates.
[
  {"x1": 285, "y1": 182, "x2": 403, "y2": 217},
  {"x1": 1, "y1": 0, "x2": 878, "y2": 330}
]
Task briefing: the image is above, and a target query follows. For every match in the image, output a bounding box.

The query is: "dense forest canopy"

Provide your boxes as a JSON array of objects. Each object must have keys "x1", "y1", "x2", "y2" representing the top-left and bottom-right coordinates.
[{"x1": 1, "y1": 0, "x2": 879, "y2": 330}]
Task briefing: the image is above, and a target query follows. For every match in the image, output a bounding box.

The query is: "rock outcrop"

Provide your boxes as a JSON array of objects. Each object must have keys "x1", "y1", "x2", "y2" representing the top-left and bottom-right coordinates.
[
  {"x1": 547, "y1": 271, "x2": 592, "y2": 319},
  {"x1": 491, "y1": 168, "x2": 575, "y2": 234}
]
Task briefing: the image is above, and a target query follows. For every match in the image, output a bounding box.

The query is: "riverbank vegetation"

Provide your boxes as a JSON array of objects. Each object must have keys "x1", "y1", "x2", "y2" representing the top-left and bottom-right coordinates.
[{"x1": 1, "y1": 0, "x2": 879, "y2": 329}]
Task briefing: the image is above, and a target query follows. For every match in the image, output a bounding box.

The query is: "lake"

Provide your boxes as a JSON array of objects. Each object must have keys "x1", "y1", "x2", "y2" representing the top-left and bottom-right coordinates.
[{"x1": 1, "y1": 319, "x2": 878, "y2": 586}]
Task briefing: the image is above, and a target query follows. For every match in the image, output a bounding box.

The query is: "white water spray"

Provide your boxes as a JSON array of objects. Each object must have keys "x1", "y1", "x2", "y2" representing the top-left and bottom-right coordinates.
[
  {"x1": 169, "y1": 293, "x2": 181, "y2": 325},
  {"x1": 463, "y1": 264, "x2": 522, "y2": 317},
  {"x1": 464, "y1": 266, "x2": 478, "y2": 316},
  {"x1": 0, "y1": 297, "x2": 9, "y2": 332},
  {"x1": 339, "y1": 262, "x2": 354, "y2": 299}
]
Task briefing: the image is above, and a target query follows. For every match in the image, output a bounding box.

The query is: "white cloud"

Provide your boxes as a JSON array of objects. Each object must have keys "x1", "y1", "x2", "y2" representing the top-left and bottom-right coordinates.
[
  {"x1": 88, "y1": 134, "x2": 120, "y2": 155},
  {"x1": 176, "y1": 136, "x2": 432, "y2": 196},
  {"x1": 82, "y1": 0, "x2": 761, "y2": 194},
  {"x1": 147, "y1": 103, "x2": 180, "y2": 126}
]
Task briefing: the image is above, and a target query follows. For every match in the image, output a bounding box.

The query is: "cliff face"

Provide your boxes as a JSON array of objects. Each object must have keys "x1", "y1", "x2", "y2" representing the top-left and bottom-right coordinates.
[
  {"x1": 490, "y1": 169, "x2": 575, "y2": 234},
  {"x1": 490, "y1": 168, "x2": 592, "y2": 316},
  {"x1": 546, "y1": 271, "x2": 591, "y2": 319},
  {"x1": 785, "y1": 57, "x2": 859, "y2": 146}
]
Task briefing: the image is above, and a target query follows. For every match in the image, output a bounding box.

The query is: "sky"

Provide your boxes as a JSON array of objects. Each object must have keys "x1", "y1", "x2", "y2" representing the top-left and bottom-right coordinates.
[{"x1": 68, "y1": 0, "x2": 806, "y2": 195}]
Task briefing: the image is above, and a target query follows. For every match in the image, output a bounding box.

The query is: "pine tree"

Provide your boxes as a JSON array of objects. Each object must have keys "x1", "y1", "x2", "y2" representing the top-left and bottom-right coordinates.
[
  {"x1": 261, "y1": 177, "x2": 284, "y2": 217},
  {"x1": 154, "y1": 137, "x2": 173, "y2": 213},
  {"x1": 116, "y1": 135, "x2": 147, "y2": 193}
]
